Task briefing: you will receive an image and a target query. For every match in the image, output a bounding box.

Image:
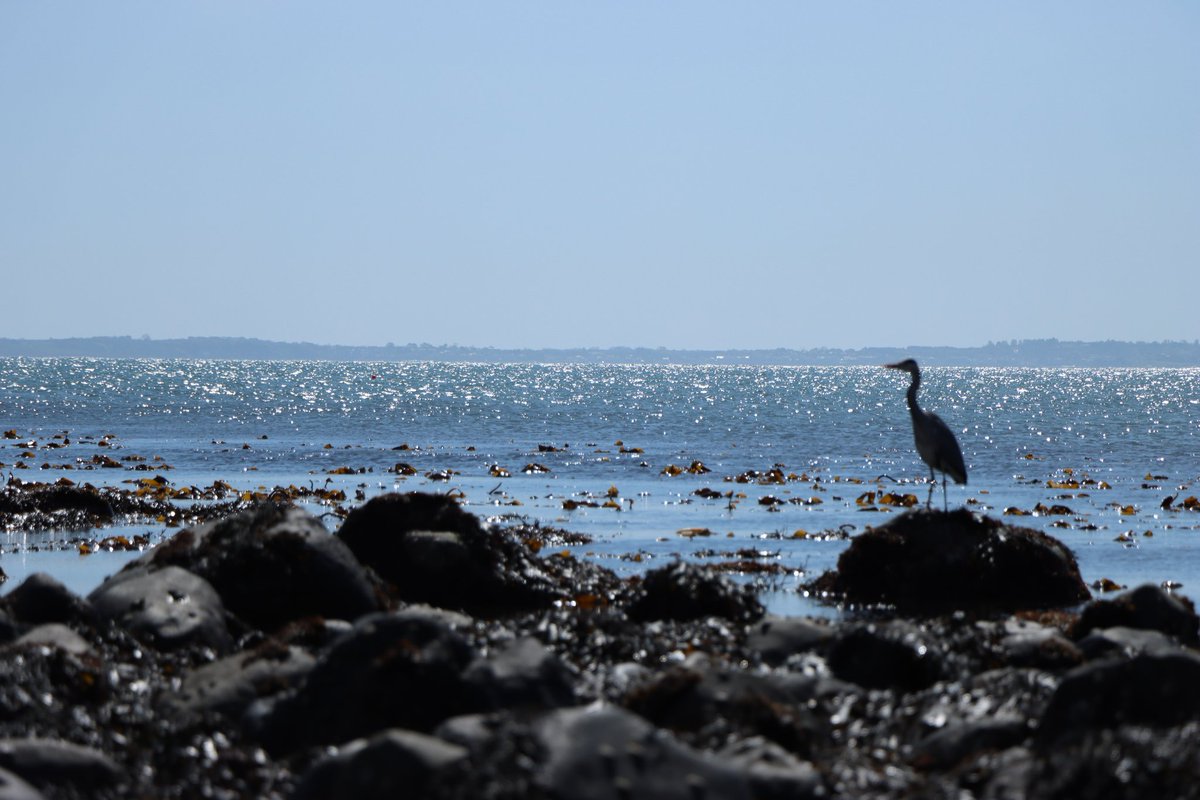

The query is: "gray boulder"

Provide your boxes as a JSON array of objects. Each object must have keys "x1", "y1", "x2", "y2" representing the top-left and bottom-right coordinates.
[{"x1": 88, "y1": 565, "x2": 233, "y2": 652}]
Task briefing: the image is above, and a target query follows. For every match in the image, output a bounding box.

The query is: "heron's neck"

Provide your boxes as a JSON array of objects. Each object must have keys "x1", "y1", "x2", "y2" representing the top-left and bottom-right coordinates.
[{"x1": 906, "y1": 372, "x2": 921, "y2": 413}]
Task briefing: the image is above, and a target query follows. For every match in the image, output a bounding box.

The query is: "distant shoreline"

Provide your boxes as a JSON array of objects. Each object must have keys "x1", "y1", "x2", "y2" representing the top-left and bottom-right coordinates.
[{"x1": 1, "y1": 336, "x2": 1198, "y2": 367}]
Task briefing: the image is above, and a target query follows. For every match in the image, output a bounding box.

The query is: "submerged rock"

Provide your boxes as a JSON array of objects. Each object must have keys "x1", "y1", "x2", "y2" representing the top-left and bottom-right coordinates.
[{"x1": 809, "y1": 509, "x2": 1091, "y2": 614}]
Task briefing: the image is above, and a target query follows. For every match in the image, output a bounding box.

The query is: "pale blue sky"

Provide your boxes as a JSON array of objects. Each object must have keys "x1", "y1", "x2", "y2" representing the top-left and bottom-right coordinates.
[{"x1": 2, "y1": 3, "x2": 1196, "y2": 350}]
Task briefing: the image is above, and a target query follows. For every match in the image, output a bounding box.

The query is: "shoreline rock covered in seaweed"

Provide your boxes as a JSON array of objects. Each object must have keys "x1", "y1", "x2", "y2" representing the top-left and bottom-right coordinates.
[{"x1": 0, "y1": 493, "x2": 1196, "y2": 798}]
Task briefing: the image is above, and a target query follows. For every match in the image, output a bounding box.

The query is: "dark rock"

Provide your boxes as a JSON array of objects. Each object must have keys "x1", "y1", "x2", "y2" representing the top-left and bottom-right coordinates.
[
  {"x1": 0, "y1": 612, "x2": 17, "y2": 647},
  {"x1": 463, "y1": 637, "x2": 577, "y2": 712},
  {"x1": 0, "y1": 768, "x2": 42, "y2": 800},
  {"x1": 809, "y1": 509, "x2": 1091, "y2": 614},
  {"x1": 1073, "y1": 583, "x2": 1199, "y2": 645},
  {"x1": 534, "y1": 704, "x2": 823, "y2": 800},
  {"x1": 141, "y1": 504, "x2": 382, "y2": 631},
  {"x1": 910, "y1": 716, "x2": 1028, "y2": 770},
  {"x1": 1076, "y1": 625, "x2": 1180, "y2": 660},
  {"x1": 292, "y1": 729, "x2": 468, "y2": 800},
  {"x1": 252, "y1": 609, "x2": 482, "y2": 754},
  {"x1": 0, "y1": 573, "x2": 96, "y2": 629},
  {"x1": 336, "y1": 492, "x2": 566, "y2": 616},
  {"x1": 716, "y1": 737, "x2": 823, "y2": 800},
  {"x1": 1037, "y1": 650, "x2": 1200, "y2": 742},
  {"x1": 623, "y1": 660, "x2": 823, "y2": 756},
  {"x1": 11, "y1": 624, "x2": 93, "y2": 657},
  {"x1": 826, "y1": 621, "x2": 944, "y2": 692},
  {"x1": 626, "y1": 561, "x2": 764, "y2": 623},
  {"x1": 0, "y1": 738, "x2": 122, "y2": 793},
  {"x1": 996, "y1": 619, "x2": 1084, "y2": 670},
  {"x1": 0, "y1": 482, "x2": 113, "y2": 531},
  {"x1": 87, "y1": 565, "x2": 233, "y2": 653},
  {"x1": 746, "y1": 616, "x2": 833, "y2": 666},
  {"x1": 165, "y1": 641, "x2": 316, "y2": 721}
]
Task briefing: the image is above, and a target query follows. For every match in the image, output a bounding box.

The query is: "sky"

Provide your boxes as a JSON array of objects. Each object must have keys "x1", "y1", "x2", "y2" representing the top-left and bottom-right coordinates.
[{"x1": 2, "y1": 3, "x2": 1197, "y2": 351}]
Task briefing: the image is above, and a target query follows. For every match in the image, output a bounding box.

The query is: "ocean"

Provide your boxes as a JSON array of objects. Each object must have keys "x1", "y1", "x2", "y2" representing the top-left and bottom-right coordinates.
[{"x1": 2, "y1": 358, "x2": 1198, "y2": 615}]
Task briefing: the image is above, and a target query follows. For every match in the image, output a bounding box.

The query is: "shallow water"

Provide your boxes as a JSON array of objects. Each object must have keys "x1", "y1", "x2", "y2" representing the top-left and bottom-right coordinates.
[{"x1": 2, "y1": 358, "x2": 1198, "y2": 613}]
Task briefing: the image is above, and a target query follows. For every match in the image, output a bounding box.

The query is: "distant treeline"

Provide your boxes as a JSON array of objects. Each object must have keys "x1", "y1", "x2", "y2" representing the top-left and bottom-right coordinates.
[{"x1": 1, "y1": 336, "x2": 1198, "y2": 367}]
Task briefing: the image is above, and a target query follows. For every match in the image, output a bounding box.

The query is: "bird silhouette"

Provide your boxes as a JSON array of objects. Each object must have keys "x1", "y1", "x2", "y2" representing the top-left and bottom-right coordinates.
[{"x1": 884, "y1": 359, "x2": 967, "y2": 510}]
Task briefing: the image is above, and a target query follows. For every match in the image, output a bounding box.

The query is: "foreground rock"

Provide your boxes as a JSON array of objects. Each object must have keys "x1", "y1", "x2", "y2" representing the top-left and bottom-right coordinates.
[
  {"x1": 810, "y1": 508, "x2": 1092, "y2": 614},
  {"x1": 1, "y1": 495, "x2": 1200, "y2": 798}
]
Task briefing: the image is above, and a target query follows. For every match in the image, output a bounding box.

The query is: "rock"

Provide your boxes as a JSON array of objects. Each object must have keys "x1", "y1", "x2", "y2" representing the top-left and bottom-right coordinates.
[
  {"x1": 165, "y1": 641, "x2": 316, "y2": 721},
  {"x1": 910, "y1": 716, "x2": 1028, "y2": 770},
  {"x1": 252, "y1": 610, "x2": 482, "y2": 754},
  {"x1": 1073, "y1": 583, "x2": 1199, "y2": 645},
  {"x1": 335, "y1": 492, "x2": 560, "y2": 615},
  {"x1": 534, "y1": 704, "x2": 821, "y2": 800},
  {"x1": 87, "y1": 565, "x2": 233, "y2": 653},
  {"x1": 996, "y1": 619, "x2": 1084, "y2": 670},
  {"x1": 1075, "y1": 625, "x2": 1180, "y2": 659},
  {"x1": 746, "y1": 616, "x2": 833, "y2": 666},
  {"x1": 826, "y1": 621, "x2": 944, "y2": 692},
  {"x1": 0, "y1": 738, "x2": 122, "y2": 794},
  {"x1": 0, "y1": 574, "x2": 95, "y2": 629},
  {"x1": 623, "y1": 659, "x2": 823, "y2": 756},
  {"x1": 0, "y1": 482, "x2": 113, "y2": 531},
  {"x1": 292, "y1": 729, "x2": 468, "y2": 800},
  {"x1": 1037, "y1": 650, "x2": 1200, "y2": 742},
  {"x1": 463, "y1": 637, "x2": 577, "y2": 712},
  {"x1": 0, "y1": 768, "x2": 43, "y2": 800},
  {"x1": 809, "y1": 509, "x2": 1091, "y2": 614},
  {"x1": 11, "y1": 625, "x2": 93, "y2": 657},
  {"x1": 626, "y1": 561, "x2": 764, "y2": 623},
  {"x1": 141, "y1": 504, "x2": 381, "y2": 631},
  {"x1": 716, "y1": 737, "x2": 823, "y2": 800}
]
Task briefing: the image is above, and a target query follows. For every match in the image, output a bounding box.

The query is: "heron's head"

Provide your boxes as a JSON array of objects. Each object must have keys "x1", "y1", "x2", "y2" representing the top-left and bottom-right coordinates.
[{"x1": 883, "y1": 359, "x2": 920, "y2": 374}]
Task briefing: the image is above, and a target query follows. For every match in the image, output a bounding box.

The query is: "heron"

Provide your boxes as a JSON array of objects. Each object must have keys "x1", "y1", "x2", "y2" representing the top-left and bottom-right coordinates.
[{"x1": 884, "y1": 359, "x2": 967, "y2": 510}]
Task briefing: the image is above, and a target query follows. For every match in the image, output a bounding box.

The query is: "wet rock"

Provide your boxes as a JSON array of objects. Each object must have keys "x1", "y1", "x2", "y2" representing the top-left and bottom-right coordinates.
[
  {"x1": 336, "y1": 492, "x2": 560, "y2": 615},
  {"x1": 0, "y1": 573, "x2": 96, "y2": 629},
  {"x1": 1073, "y1": 583, "x2": 1199, "y2": 645},
  {"x1": 1037, "y1": 650, "x2": 1200, "y2": 742},
  {"x1": 910, "y1": 716, "x2": 1028, "y2": 770},
  {"x1": 165, "y1": 641, "x2": 316, "y2": 721},
  {"x1": 626, "y1": 561, "x2": 764, "y2": 623},
  {"x1": 0, "y1": 481, "x2": 113, "y2": 531},
  {"x1": 0, "y1": 768, "x2": 42, "y2": 800},
  {"x1": 810, "y1": 509, "x2": 1091, "y2": 614},
  {"x1": 463, "y1": 636, "x2": 577, "y2": 712},
  {"x1": 826, "y1": 621, "x2": 944, "y2": 692},
  {"x1": 535, "y1": 704, "x2": 822, "y2": 800},
  {"x1": 252, "y1": 609, "x2": 482, "y2": 754},
  {"x1": 0, "y1": 738, "x2": 122, "y2": 794},
  {"x1": 11, "y1": 624, "x2": 93, "y2": 657},
  {"x1": 746, "y1": 616, "x2": 833, "y2": 666},
  {"x1": 716, "y1": 737, "x2": 823, "y2": 800},
  {"x1": 292, "y1": 728, "x2": 468, "y2": 800},
  {"x1": 1075, "y1": 625, "x2": 1180, "y2": 659},
  {"x1": 87, "y1": 565, "x2": 234, "y2": 653},
  {"x1": 142, "y1": 504, "x2": 382, "y2": 631},
  {"x1": 623, "y1": 660, "x2": 824, "y2": 756},
  {"x1": 996, "y1": 619, "x2": 1084, "y2": 670}
]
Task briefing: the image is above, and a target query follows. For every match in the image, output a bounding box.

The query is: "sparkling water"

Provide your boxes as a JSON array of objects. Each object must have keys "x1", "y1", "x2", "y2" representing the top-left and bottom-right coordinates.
[{"x1": 2, "y1": 358, "x2": 1198, "y2": 614}]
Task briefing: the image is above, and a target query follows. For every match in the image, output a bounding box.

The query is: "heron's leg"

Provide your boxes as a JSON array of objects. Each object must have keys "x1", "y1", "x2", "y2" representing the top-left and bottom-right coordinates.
[
  {"x1": 942, "y1": 475, "x2": 949, "y2": 511},
  {"x1": 926, "y1": 467, "x2": 935, "y2": 508}
]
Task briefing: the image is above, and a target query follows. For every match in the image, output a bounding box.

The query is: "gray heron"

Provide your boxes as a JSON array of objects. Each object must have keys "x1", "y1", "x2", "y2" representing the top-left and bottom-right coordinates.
[{"x1": 884, "y1": 359, "x2": 967, "y2": 510}]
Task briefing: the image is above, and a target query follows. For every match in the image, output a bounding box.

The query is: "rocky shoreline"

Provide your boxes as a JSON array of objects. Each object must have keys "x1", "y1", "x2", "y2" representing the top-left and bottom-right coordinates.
[{"x1": 0, "y1": 491, "x2": 1198, "y2": 798}]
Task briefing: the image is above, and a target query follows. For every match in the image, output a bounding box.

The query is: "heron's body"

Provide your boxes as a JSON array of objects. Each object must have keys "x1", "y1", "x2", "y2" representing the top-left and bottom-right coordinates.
[{"x1": 885, "y1": 359, "x2": 967, "y2": 509}]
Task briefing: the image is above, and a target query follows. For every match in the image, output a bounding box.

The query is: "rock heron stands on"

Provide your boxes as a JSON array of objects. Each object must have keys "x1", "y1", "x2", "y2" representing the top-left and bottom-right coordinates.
[{"x1": 885, "y1": 359, "x2": 967, "y2": 510}]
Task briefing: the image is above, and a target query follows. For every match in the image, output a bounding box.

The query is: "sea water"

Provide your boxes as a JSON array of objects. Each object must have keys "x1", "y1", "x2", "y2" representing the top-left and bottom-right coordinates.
[{"x1": 2, "y1": 358, "x2": 1198, "y2": 615}]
